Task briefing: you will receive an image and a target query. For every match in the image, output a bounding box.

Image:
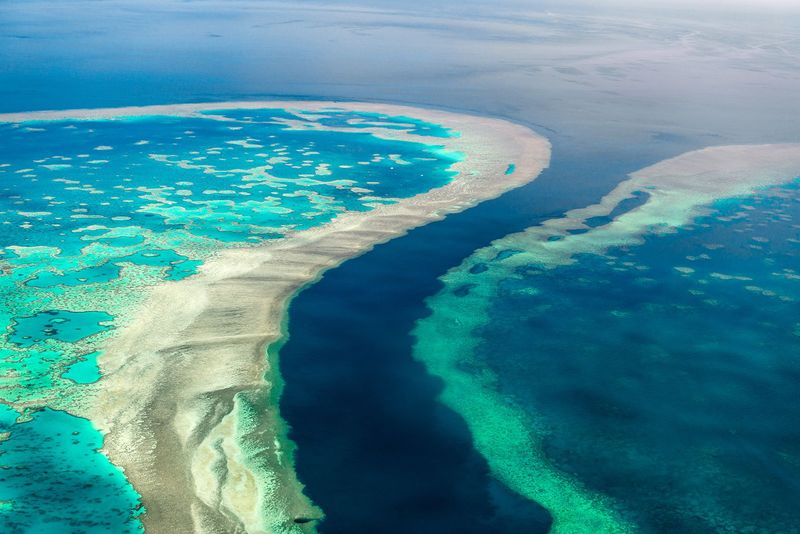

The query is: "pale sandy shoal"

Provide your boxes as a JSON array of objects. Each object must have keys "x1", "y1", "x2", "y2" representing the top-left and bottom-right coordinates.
[{"x1": 492, "y1": 143, "x2": 800, "y2": 270}]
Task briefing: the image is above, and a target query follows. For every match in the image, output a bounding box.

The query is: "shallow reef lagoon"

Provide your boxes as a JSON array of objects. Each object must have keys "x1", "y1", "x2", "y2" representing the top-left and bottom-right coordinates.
[{"x1": 0, "y1": 107, "x2": 461, "y2": 531}]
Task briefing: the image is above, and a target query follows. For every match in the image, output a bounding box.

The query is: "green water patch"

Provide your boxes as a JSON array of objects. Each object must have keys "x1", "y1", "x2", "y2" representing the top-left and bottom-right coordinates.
[
  {"x1": 95, "y1": 235, "x2": 146, "y2": 247},
  {"x1": 0, "y1": 404, "x2": 18, "y2": 427},
  {"x1": 26, "y1": 263, "x2": 122, "y2": 288},
  {"x1": 465, "y1": 187, "x2": 800, "y2": 531},
  {"x1": 414, "y1": 276, "x2": 631, "y2": 534},
  {"x1": 118, "y1": 248, "x2": 201, "y2": 280},
  {"x1": 61, "y1": 350, "x2": 101, "y2": 384},
  {"x1": 0, "y1": 409, "x2": 144, "y2": 532},
  {"x1": 9, "y1": 310, "x2": 114, "y2": 347}
]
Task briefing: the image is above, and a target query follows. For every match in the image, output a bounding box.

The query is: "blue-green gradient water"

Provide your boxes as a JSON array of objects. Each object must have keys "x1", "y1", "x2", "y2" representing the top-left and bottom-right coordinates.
[
  {"x1": 0, "y1": 107, "x2": 460, "y2": 531},
  {"x1": 3, "y1": 0, "x2": 800, "y2": 531},
  {"x1": 414, "y1": 181, "x2": 800, "y2": 532}
]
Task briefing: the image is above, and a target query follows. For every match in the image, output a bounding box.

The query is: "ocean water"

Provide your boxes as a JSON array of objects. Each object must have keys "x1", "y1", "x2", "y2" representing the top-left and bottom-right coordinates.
[
  {"x1": 0, "y1": 107, "x2": 461, "y2": 530},
  {"x1": 0, "y1": 408, "x2": 144, "y2": 533},
  {"x1": 2, "y1": 1, "x2": 800, "y2": 532},
  {"x1": 278, "y1": 142, "x2": 683, "y2": 532},
  {"x1": 413, "y1": 180, "x2": 800, "y2": 532}
]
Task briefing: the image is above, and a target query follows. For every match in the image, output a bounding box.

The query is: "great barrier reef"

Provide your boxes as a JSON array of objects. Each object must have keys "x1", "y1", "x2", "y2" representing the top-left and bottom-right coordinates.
[{"x1": 2, "y1": 1, "x2": 800, "y2": 533}]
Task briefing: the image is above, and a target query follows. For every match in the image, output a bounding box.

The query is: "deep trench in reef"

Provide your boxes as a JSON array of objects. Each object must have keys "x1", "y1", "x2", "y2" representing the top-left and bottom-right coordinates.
[
  {"x1": 277, "y1": 203, "x2": 553, "y2": 533},
  {"x1": 276, "y1": 140, "x2": 684, "y2": 532}
]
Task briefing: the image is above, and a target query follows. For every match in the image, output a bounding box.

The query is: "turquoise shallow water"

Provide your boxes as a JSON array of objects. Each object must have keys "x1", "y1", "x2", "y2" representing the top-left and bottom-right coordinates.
[
  {"x1": 0, "y1": 107, "x2": 461, "y2": 529},
  {"x1": 415, "y1": 180, "x2": 800, "y2": 531},
  {"x1": 0, "y1": 409, "x2": 144, "y2": 533}
]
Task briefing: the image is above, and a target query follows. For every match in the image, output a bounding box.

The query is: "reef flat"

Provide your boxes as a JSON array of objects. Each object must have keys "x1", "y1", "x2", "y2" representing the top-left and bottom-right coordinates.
[
  {"x1": 0, "y1": 102, "x2": 550, "y2": 532},
  {"x1": 413, "y1": 143, "x2": 800, "y2": 533}
]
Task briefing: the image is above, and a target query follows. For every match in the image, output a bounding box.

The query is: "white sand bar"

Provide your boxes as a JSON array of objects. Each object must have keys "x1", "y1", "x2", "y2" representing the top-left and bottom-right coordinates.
[
  {"x1": 0, "y1": 101, "x2": 550, "y2": 533},
  {"x1": 493, "y1": 143, "x2": 800, "y2": 269}
]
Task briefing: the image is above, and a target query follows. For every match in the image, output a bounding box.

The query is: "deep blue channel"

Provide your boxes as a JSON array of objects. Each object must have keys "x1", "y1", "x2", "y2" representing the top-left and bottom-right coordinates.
[{"x1": 277, "y1": 138, "x2": 688, "y2": 532}]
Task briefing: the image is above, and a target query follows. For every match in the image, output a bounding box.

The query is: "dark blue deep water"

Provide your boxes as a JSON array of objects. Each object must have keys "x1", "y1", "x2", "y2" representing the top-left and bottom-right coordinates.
[{"x1": 278, "y1": 142, "x2": 682, "y2": 532}]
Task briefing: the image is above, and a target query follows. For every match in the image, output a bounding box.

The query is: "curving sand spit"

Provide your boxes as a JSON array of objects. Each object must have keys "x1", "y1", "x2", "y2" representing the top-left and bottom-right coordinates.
[
  {"x1": 0, "y1": 102, "x2": 550, "y2": 533},
  {"x1": 488, "y1": 143, "x2": 800, "y2": 270}
]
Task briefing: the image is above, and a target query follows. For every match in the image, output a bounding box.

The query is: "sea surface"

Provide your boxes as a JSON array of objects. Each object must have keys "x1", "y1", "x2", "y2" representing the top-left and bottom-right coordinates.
[
  {"x1": 2, "y1": 0, "x2": 800, "y2": 532},
  {"x1": 412, "y1": 178, "x2": 800, "y2": 532}
]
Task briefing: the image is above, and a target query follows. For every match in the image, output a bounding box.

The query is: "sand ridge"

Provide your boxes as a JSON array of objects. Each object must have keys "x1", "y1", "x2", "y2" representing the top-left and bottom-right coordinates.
[{"x1": 491, "y1": 143, "x2": 800, "y2": 270}]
